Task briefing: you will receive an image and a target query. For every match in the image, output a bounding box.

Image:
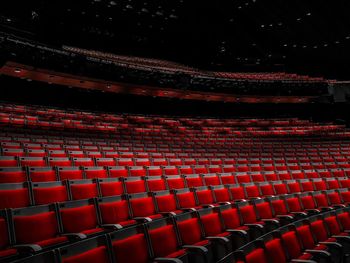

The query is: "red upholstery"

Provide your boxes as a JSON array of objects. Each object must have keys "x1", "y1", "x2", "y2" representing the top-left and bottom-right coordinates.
[
  {"x1": 130, "y1": 197, "x2": 160, "y2": 219},
  {"x1": 166, "y1": 177, "x2": 185, "y2": 190},
  {"x1": 60, "y1": 205, "x2": 102, "y2": 235},
  {"x1": 33, "y1": 186, "x2": 68, "y2": 205},
  {"x1": 125, "y1": 180, "x2": 146, "y2": 194},
  {"x1": 99, "y1": 201, "x2": 135, "y2": 227},
  {"x1": 149, "y1": 225, "x2": 186, "y2": 258},
  {"x1": 245, "y1": 248, "x2": 268, "y2": 263},
  {"x1": 0, "y1": 188, "x2": 30, "y2": 209},
  {"x1": 213, "y1": 188, "x2": 231, "y2": 202},
  {"x1": 100, "y1": 182, "x2": 123, "y2": 197},
  {"x1": 196, "y1": 189, "x2": 214, "y2": 205},
  {"x1": 177, "y1": 218, "x2": 204, "y2": 246},
  {"x1": 185, "y1": 176, "x2": 203, "y2": 188},
  {"x1": 58, "y1": 169, "x2": 84, "y2": 181},
  {"x1": 0, "y1": 170, "x2": 26, "y2": 183},
  {"x1": 281, "y1": 231, "x2": 302, "y2": 259},
  {"x1": 265, "y1": 239, "x2": 287, "y2": 263},
  {"x1": 229, "y1": 186, "x2": 245, "y2": 200},
  {"x1": 62, "y1": 246, "x2": 110, "y2": 263},
  {"x1": 155, "y1": 195, "x2": 179, "y2": 214},
  {"x1": 177, "y1": 192, "x2": 197, "y2": 209},
  {"x1": 30, "y1": 169, "x2": 56, "y2": 182},
  {"x1": 112, "y1": 234, "x2": 149, "y2": 263},
  {"x1": 70, "y1": 183, "x2": 98, "y2": 200},
  {"x1": 14, "y1": 211, "x2": 67, "y2": 247}
]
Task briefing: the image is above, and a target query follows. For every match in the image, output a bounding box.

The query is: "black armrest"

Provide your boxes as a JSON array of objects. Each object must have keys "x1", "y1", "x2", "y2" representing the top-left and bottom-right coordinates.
[
  {"x1": 154, "y1": 257, "x2": 183, "y2": 263},
  {"x1": 219, "y1": 202, "x2": 232, "y2": 205},
  {"x1": 201, "y1": 204, "x2": 215, "y2": 208},
  {"x1": 332, "y1": 204, "x2": 346, "y2": 208},
  {"x1": 276, "y1": 215, "x2": 294, "y2": 220},
  {"x1": 261, "y1": 219, "x2": 280, "y2": 225},
  {"x1": 290, "y1": 211, "x2": 308, "y2": 217},
  {"x1": 244, "y1": 223, "x2": 264, "y2": 229},
  {"x1": 159, "y1": 212, "x2": 177, "y2": 216},
  {"x1": 61, "y1": 233, "x2": 87, "y2": 241},
  {"x1": 206, "y1": 236, "x2": 230, "y2": 244},
  {"x1": 14, "y1": 244, "x2": 42, "y2": 253},
  {"x1": 305, "y1": 209, "x2": 320, "y2": 213},
  {"x1": 333, "y1": 235, "x2": 350, "y2": 242},
  {"x1": 304, "y1": 249, "x2": 331, "y2": 257},
  {"x1": 181, "y1": 208, "x2": 197, "y2": 212},
  {"x1": 226, "y1": 229, "x2": 248, "y2": 237},
  {"x1": 101, "y1": 223, "x2": 123, "y2": 230},
  {"x1": 318, "y1": 241, "x2": 342, "y2": 249},
  {"x1": 234, "y1": 199, "x2": 247, "y2": 203},
  {"x1": 291, "y1": 260, "x2": 317, "y2": 263},
  {"x1": 134, "y1": 217, "x2": 153, "y2": 223}
]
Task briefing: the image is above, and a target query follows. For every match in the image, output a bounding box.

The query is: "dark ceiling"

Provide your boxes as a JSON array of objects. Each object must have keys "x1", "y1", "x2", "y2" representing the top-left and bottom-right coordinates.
[{"x1": 1, "y1": 0, "x2": 350, "y2": 79}]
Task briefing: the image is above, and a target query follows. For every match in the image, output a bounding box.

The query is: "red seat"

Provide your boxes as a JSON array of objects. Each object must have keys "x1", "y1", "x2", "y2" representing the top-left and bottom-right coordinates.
[
  {"x1": 97, "y1": 196, "x2": 135, "y2": 228},
  {"x1": 83, "y1": 167, "x2": 108, "y2": 179},
  {"x1": 98, "y1": 178, "x2": 124, "y2": 197},
  {"x1": 0, "y1": 183, "x2": 31, "y2": 209},
  {"x1": 59, "y1": 200, "x2": 103, "y2": 237},
  {"x1": 129, "y1": 193, "x2": 161, "y2": 220},
  {"x1": 11, "y1": 205, "x2": 68, "y2": 249},
  {"x1": 0, "y1": 168, "x2": 27, "y2": 183},
  {"x1": 57, "y1": 167, "x2": 84, "y2": 181},
  {"x1": 69, "y1": 180, "x2": 99, "y2": 200},
  {"x1": 32, "y1": 181, "x2": 69, "y2": 205},
  {"x1": 28, "y1": 167, "x2": 57, "y2": 182}
]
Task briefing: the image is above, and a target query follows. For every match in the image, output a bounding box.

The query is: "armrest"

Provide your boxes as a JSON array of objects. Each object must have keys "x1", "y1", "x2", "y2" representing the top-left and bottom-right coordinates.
[
  {"x1": 244, "y1": 223, "x2": 264, "y2": 229},
  {"x1": 159, "y1": 212, "x2": 177, "y2": 216},
  {"x1": 304, "y1": 249, "x2": 331, "y2": 257},
  {"x1": 291, "y1": 260, "x2": 317, "y2": 263},
  {"x1": 101, "y1": 223, "x2": 123, "y2": 230},
  {"x1": 290, "y1": 211, "x2": 308, "y2": 217},
  {"x1": 261, "y1": 219, "x2": 280, "y2": 225},
  {"x1": 201, "y1": 204, "x2": 215, "y2": 208},
  {"x1": 305, "y1": 209, "x2": 320, "y2": 213},
  {"x1": 234, "y1": 199, "x2": 247, "y2": 203},
  {"x1": 276, "y1": 215, "x2": 294, "y2": 220},
  {"x1": 226, "y1": 229, "x2": 248, "y2": 236},
  {"x1": 206, "y1": 236, "x2": 230, "y2": 244},
  {"x1": 332, "y1": 204, "x2": 346, "y2": 208},
  {"x1": 61, "y1": 233, "x2": 87, "y2": 241},
  {"x1": 248, "y1": 197, "x2": 261, "y2": 200},
  {"x1": 319, "y1": 206, "x2": 333, "y2": 211},
  {"x1": 134, "y1": 217, "x2": 153, "y2": 223},
  {"x1": 181, "y1": 208, "x2": 197, "y2": 212},
  {"x1": 218, "y1": 202, "x2": 232, "y2": 205},
  {"x1": 154, "y1": 257, "x2": 183, "y2": 263},
  {"x1": 333, "y1": 235, "x2": 350, "y2": 242},
  {"x1": 318, "y1": 241, "x2": 342, "y2": 249},
  {"x1": 14, "y1": 244, "x2": 42, "y2": 253},
  {"x1": 182, "y1": 245, "x2": 208, "y2": 253}
]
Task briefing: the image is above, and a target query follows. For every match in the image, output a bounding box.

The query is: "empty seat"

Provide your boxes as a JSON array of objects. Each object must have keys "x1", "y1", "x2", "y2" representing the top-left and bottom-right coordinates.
[
  {"x1": 97, "y1": 178, "x2": 124, "y2": 197},
  {"x1": 68, "y1": 179, "x2": 99, "y2": 200},
  {"x1": 10, "y1": 205, "x2": 68, "y2": 250},
  {"x1": 0, "y1": 210, "x2": 17, "y2": 260},
  {"x1": 146, "y1": 218, "x2": 188, "y2": 261},
  {"x1": 0, "y1": 156, "x2": 18, "y2": 167},
  {"x1": 48, "y1": 157, "x2": 72, "y2": 167},
  {"x1": 107, "y1": 166, "x2": 128, "y2": 178},
  {"x1": 57, "y1": 235, "x2": 110, "y2": 263},
  {"x1": 129, "y1": 166, "x2": 147, "y2": 177},
  {"x1": 32, "y1": 181, "x2": 69, "y2": 205},
  {"x1": 165, "y1": 175, "x2": 185, "y2": 190},
  {"x1": 58, "y1": 199, "x2": 104, "y2": 237},
  {"x1": 28, "y1": 167, "x2": 57, "y2": 182},
  {"x1": 83, "y1": 167, "x2": 108, "y2": 179},
  {"x1": 73, "y1": 158, "x2": 94, "y2": 167},
  {"x1": 0, "y1": 182, "x2": 31, "y2": 209},
  {"x1": 128, "y1": 193, "x2": 162, "y2": 220},
  {"x1": 152, "y1": 190, "x2": 181, "y2": 215},
  {"x1": 184, "y1": 174, "x2": 203, "y2": 188},
  {"x1": 97, "y1": 195, "x2": 135, "y2": 229},
  {"x1": 57, "y1": 167, "x2": 84, "y2": 181},
  {"x1": 110, "y1": 225, "x2": 149, "y2": 263},
  {"x1": 20, "y1": 157, "x2": 46, "y2": 167},
  {"x1": 0, "y1": 167, "x2": 27, "y2": 183},
  {"x1": 146, "y1": 166, "x2": 163, "y2": 176},
  {"x1": 121, "y1": 177, "x2": 146, "y2": 194},
  {"x1": 145, "y1": 176, "x2": 166, "y2": 192}
]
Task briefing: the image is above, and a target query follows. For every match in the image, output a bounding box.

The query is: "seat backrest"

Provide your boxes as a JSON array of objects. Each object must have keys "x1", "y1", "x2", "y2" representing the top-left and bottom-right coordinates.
[
  {"x1": 0, "y1": 183, "x2": 31, "y2": 209},
  {"x1": 58, "y1": 236, "x2": 111, "y2": 263},
  {"x1": 59, "y1": 200, "x2": 99, "y2": 234},
  {"x1": 32, "y1": 181, "x2": 68, "y2": 205},
  {"x1": 97, "y1": 196, "x2": 132, "y2": 226},
  {"x1": 11, "y1": 205, "x2": 60, "y2": 245},
  {"x1": 69, "y1": 180, "x2": 99, "y2": 200}
]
